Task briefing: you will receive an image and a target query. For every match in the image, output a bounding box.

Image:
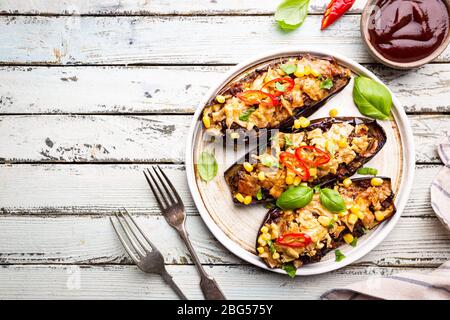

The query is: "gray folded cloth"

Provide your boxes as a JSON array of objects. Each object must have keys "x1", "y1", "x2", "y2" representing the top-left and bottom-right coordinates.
[{"x1": 322, "y1": 136, "x2": 450, "y2": 300}]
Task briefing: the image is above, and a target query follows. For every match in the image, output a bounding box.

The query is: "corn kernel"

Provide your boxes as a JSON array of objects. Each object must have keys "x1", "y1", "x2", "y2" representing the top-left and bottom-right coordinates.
[
  {"x1": 311, "y1": 68, "x2": 320, "y2": 77},
  {"x1": 309, "y1": 168, "x2": 317, "y2": 177},
  {"x1": 304, "y1": 65, "x2": 311, "y2": 76},
  {"x1": 293, "y1": 119, "x2": 302, "y2": 129},
  {"x1": 286, "y1": 175, "x2": 294, "y2": 185},
  {"x1": 343, "y1": 178, "x2": 353, "y2": 188},
  {"x1": 318, "y1": 216, "x2": 331, "y2": 227},
  {"x1": 243, "y1": 162, "x2": 253, "y2": 173},
  {"x1": 202, "y1": 115, "x2": 211, "y2": 128},
  {"x1": 350, "y1": 204, "x2": 360, "y2": 215},
  {"x1": 343, "y1": 233, "x2": 354, "y2": 244},
  {"x1": 293, "y1": 176, "x2": 302, "y2": 186},
  {"x1": 258, "y1": 236, "x2": 267, "y2": 246},
  {"x1": 262, "y1": 233, "x2": 271, "y2": 241},
  {"x1": 294, "y1": 65, "x2": 306, "y2": 77},
  {"x1": 216, "y1": 95, "x2": 226, "y2": 104},
  {"x1": 230, "y1": 132, "x2": 240, "y2": 140},
  {"x1": 300, "y1": 182, "x2": 308, "y2": 187},
  {"x1": 371, "y1": 177, "x2": 384, "y2": 187},
  {"x1": 338, "y1": 139, "x2": 348, "y2": 148},
  {"x1": 272, "y1": 252, "x2": 280, "y2": 259},
  {"x1": 258, "y1": 171, "x2": 266, "y2": 181},
  {"x1": 257, "y1": 247, "x2": 265, "y2": 254},
  {"x1": 298, "y1": 117, "x2": 310, "y2": 128},
  {"x1": 375, "y1": 211, "x2": 385, "y2": 222},
  {"x1": 329, "y1": 108, "x2": 339, "y2": 118},
  {"x1": 235, "y1": 193, "x2": 245, "y2": 203},
  {"x1": 339, "y1": 211, "x2": 348, "y2": 217},
  {"x1": 243, "y1": 195, "x2": 252, "y2": 205},
  {"x1": 356, "y1": 210, "x2": 365, "y2": 220},
  {"x1": 260, "y1": 226, "x2": 269, "y2": 234},
  {"x1": 348, "y1": 213, "x2": 358, "y2": 225}
]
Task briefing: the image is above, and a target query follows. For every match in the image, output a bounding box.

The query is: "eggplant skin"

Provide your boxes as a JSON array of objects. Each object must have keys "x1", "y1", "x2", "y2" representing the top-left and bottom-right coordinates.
[
  {"x1": 204, "y1": 54, "x2": 351, "y2": 135},
  {"x1": 224, "y1": 117, "x2": 387, "y2": 205},
  {"x1": 256, "y1": 177, "x2": 396, "y2": 269}
]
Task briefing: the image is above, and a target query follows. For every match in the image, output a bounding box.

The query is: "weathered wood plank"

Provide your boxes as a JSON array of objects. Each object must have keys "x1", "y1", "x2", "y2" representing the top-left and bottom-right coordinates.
[
  {"x1": 0, "y1": 215, "x2": 448, "y2": 267},
  {"x1": 1, "y1": 15, "x2": 449, "y2": 65},
  {"x1": 0, "y1": 264, "x2": 435, "y2": 300},
  {"x1": 0, "y1": 115, "x2": 447, "y2": 163},
  {"x1": 0, "y1": 0, "x2": 367, "y2": 15},
  {"x1": 0, "y1": 164, "x2": 442, "y2": 217},
  {"x1": 2, "y1": 64, "x2": 450, "y2": 114}
]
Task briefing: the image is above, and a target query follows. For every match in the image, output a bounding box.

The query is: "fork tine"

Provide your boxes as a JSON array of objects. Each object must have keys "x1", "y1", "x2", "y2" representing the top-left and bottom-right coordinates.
[
  {"x1": 151, "y1": 166, "x2": 177, "y2": 204},
  {"x1": 110, "y1": 215, "x2": 140, "y2": 264},
  {"x1": 155, "y1": 165, "x2": 182, "y2": 204},
  {"x1": 143, "y1": 168, "x2": 168, "y2": 209},
  {"x1": 114, "y1": 211, "x2": 146, "y2": 257},
  {"x1": 120, "y1": 208, "x2": 157, "y2": 251}
]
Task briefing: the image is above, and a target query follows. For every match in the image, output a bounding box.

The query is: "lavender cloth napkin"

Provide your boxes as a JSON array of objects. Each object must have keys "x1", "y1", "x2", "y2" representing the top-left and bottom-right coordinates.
[{"x1": 321, "y1": 136, "x2": 450, "y2": 300}]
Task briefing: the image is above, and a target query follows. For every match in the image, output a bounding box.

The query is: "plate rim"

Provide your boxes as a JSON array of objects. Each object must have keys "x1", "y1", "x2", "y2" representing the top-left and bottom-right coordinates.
[{"x1": 185, "y1": 47, "x2": 416, "y2": 276}]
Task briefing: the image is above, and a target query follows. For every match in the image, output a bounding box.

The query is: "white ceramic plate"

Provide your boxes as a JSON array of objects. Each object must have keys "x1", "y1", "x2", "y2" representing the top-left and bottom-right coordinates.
[{"x1": 186, "y1": 49, "x2": 415, "y2": 276}]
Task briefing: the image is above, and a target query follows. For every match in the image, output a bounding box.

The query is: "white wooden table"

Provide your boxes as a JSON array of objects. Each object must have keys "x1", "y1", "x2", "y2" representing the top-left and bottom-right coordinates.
[{"x1": 0, "y1": 0, "x2": 449, "y2": 300}]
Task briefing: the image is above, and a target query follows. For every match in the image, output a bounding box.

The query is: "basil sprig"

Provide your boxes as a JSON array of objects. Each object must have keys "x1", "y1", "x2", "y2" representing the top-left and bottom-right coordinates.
[
  {"x1": 239, "y1": 107, "x2": 256, "y2": 121},
  {"x1": 353, "y1": 76, "x2": 393, "y2": 120},
  {"x1": 320, "y1": 78, "x2": 333, "y2": 90},
  {"x1": 319, "y1": 188, "x2": 346, "y2": 213},
  {"x1": 281, "y1": 63, "x2": 297, "y2": 75},
  {"x1": 335, "y1": 249, "x2": 346, "y2": 262},
  {"x1": 197, "y1": 151, "x2": 218, "y2": 182},
  {"x1": 276, "y1": 186, "x2": 313, "y2": 210},
  {"x1": 282, "y1": 263, "x2": 297, "y2": 278},
  {"x1": 275, "y1": 0, "x2": 310, "y2": 31}
]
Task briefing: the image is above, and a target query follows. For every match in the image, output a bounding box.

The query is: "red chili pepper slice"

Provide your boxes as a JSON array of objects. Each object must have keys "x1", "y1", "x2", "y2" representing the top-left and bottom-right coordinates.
[
  {"x1": 321, "y1": 0, "x2": 356, "y2": 30},
  {"x1": 277, "y1": 233, "x2": 312, "y2": 248},
  {"x1": 237, "y1": 90, "x2": 278, "y2": 107},
  {"x1": 261, "y1": 77, "x2": 295, "y2": 97},
  {"x1": 295, "y1": 146, "x2": 331, "y2": 167},
  {"x1": 279, "y1": 152, "x2": 310, "y2": 181}
]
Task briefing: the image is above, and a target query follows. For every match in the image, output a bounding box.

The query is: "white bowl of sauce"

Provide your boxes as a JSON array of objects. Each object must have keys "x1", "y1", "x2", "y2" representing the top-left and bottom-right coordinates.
[{"x1": 361, "y1": 0, "x2": 450, "y2": 69}]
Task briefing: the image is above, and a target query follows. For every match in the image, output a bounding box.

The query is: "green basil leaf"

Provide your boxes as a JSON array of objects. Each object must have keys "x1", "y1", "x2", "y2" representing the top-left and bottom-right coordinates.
[
  {"x1": 197, "y1": 152, "x2": 218, "y2": 182},
  {"x1": 281, "y1": 63, "x2": 297, "y2": 75},
  {"x1": 261, "y1": 155, "x2": 278, "y2": 168},
  {"x1": 319, "y1": 188, "x2": 346, "y2": 212},
  {"x1": 268, "y1": 240, "x2": 276, "y2": 254},
  {"x1": 320, "y1": 78, "x2": 333, "y2": 90},
  {"x1": 335, "y1": 249, "x2": 346, "y2": 262},
  {"x1": 256, "y1": 189, "x2": 263, "y2": 201},
  {"x1": 239, "y1": 107, "x2": 256, "y2": 121},
  {"x1": 282, "y1": 263, "x2": 297, "y2": 278},
  {"x1": 276, "y1": 186, "x2": 313, "y2": 210},
  {"x1": 275, "y1": 82, "x2": 286, "y2": 92},
  {"x1": 275, "y1": 0, "x2": 310, "y2": 31},
  {"x1": 350, "y1": 237, "x2": 358, "y2": 247},
  {"x1": 353, "y1": 76, "x2": 393, "y2": 120},
  {"x1": 357, "y1": 167, "x2": 378, "y2": 176},
  {"x1": 284, "y1": 135, "x2": 294, "y2": 147}
]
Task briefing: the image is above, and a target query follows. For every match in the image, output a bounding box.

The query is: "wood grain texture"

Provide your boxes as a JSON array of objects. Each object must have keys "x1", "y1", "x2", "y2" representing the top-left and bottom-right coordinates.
[
  {"x1": 2, "y1": 64, "x2": 450, "y2": 114},
  {"x1": 0, "y1": 0, "x2": 366, "y2": 15},
  {"x1": 1, "y1": 15, "x2": 449, "y2": 65},
  {"x1": 0, "y1": 264, "x2": 435, "y2": 300},
  {"x1": 0, "y1": 215, "x2": 448, "y2": 267},
  {"x1": 0, "y1": 164, "x2": 442, "y2": 217},
  {"x1": 0, "y1": 115, "x2": 447, "y2": 163}
]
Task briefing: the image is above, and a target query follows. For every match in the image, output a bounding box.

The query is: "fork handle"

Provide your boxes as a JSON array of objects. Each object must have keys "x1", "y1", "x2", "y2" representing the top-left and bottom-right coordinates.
[
  {"x1": 178, "y1": 228, "x2": 226, "y2": 300},
  {"x1": 161, "y1": 269, "x2": 188, "y2": 300}
]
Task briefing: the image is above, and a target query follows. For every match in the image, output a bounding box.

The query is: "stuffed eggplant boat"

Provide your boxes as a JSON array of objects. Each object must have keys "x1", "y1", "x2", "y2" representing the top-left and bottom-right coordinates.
[
  {"x1": 225, "y1": 117, "x2": 386, "y2": 205},
  {"x1": 256, "y1": 177, "x2": 396, "y2": 270},
  {"x1": 202, "y1": 54, "x2": 351, "y2": 135}
]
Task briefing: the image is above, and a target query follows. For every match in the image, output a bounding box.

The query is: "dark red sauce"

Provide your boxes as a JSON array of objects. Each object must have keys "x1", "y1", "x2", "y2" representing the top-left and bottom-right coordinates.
[{"x1": 368, "y1": 0, "x2": 450, "y2": 63}]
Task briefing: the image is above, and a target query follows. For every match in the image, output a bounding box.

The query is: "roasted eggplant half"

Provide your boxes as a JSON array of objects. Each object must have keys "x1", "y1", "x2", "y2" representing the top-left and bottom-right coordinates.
[
  {"x1": 202, "y1": 54, "x2": 351, "y2": 135},
  {"x1": 225, "y1": 117, "x2": 387, "y2": 205},
  {"x1": 256, "y1": 177, "x2": 396, "y2": 270}
]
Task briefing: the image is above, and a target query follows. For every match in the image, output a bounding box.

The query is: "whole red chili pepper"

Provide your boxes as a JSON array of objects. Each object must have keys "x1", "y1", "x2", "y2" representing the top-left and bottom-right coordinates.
[
  {"x1": 261, "y1": 77, "x2": 295, "y2": 97},
  {"x1": 277, "y1": 233, "x2": 312, "y2": 248},
  {"x1": 279, "y1": 152, "x2": 310, "y2": 181},
  {"x1": 321, "y1": 0, "x2": 356, "y2": 30},
  {"x1": 295, "y1": 146, "x2": 331, "y2": 167}
]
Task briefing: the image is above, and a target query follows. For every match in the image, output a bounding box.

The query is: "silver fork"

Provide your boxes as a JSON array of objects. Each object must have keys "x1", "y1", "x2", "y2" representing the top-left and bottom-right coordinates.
[
  {"x1": 144, "y1": 166, "x2": 226, "y2": 300},
  {"x1": 110, "y1": 208, "x2": 187, "y2": 300}
]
